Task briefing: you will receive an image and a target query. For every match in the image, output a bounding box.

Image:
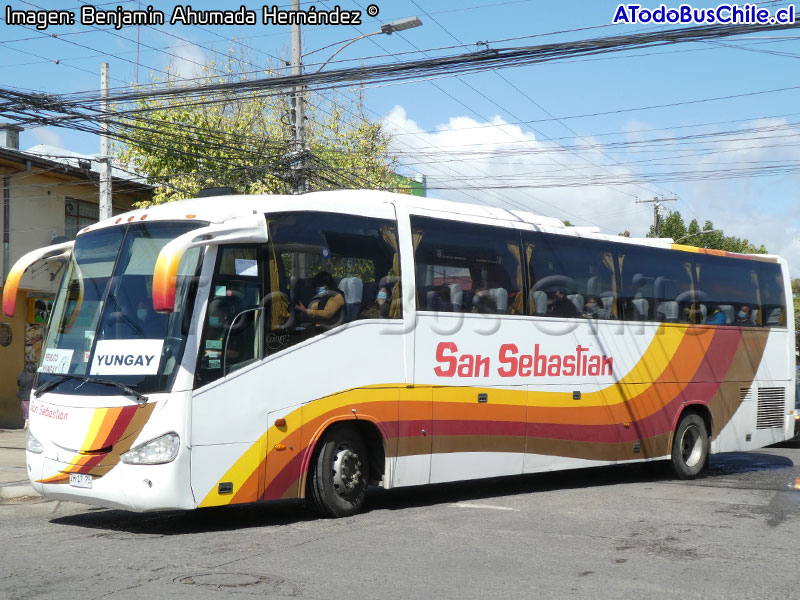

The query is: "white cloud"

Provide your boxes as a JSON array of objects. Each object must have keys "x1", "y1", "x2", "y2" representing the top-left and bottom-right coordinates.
[
  {"x1": 168, "y1": 42, "x2": 207, "y2": 81},
  {"x1": 384, "y1": 106, "x2": 800, "y2": 277},
  {"x1": 28, "y1": 127, "x2": 64, "y2": 148},
  {"x1": 383, "y1": 105, "x2": 655, "y2": 234},
  {"x1": 677, "y1": 117, "x2": 800, "y2": 277}
]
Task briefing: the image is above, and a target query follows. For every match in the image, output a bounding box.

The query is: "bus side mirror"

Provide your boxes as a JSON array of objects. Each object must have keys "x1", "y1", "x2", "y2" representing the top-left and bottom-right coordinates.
[
  {"x1": 152, "y1": 213, "x2": 268, "y2": 313},
  {"x1": 2, "y1": 241, "x2": 74, "y2": 317}
]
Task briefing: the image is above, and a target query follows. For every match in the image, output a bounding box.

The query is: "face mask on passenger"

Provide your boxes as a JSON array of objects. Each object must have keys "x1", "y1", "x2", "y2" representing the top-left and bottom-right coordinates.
[
  {"x1": 738, "y1": 311, "x2": 747, "y2": 320},
  {"x1": 209, "y1": 316, "x2": 220, "y2": 327},
  {"x1": 137, "y1": 308, "x2": 147, "y2": 320},
  {"x1": 377, "y1": 290, "x2": 388, "y2": 301},
  {"x1": 317, "y1": 286, "x2": 326, "y2": 295}
]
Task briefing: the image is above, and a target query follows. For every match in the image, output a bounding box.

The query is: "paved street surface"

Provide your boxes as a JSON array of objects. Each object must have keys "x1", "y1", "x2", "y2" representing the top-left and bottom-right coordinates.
[{"x1": 3, "y1": 444, "x2": 800, "y2": 600}]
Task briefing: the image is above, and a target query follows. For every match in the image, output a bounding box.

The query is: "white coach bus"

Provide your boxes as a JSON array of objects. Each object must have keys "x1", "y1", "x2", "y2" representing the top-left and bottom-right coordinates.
[{"x1": 3, "y1": 190, "x2": 795, "y2": 516}]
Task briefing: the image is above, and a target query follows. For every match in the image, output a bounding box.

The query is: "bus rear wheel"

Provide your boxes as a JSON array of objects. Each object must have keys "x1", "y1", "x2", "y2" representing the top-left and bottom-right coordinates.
[
  {"x1": 671, "y1": 413, "x2": 708, "y2": 480},
  {"x1": 308, "y1": 424, "x2": 369, "y2": 518}
]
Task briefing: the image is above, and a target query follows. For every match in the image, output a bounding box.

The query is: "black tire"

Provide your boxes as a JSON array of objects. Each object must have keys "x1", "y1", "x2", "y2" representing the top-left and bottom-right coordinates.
[
  {"x1": 307, "y1": 424, "x2": 369, "y2": 518},
  {"x1": 671, "y1": 413, "x2": 709, "y2": 480}
]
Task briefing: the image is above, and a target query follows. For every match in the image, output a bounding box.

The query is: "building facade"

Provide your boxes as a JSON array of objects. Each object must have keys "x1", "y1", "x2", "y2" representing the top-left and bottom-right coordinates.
[{"x1": 0, "y1": 124, "x2": 153, "y2": 427}]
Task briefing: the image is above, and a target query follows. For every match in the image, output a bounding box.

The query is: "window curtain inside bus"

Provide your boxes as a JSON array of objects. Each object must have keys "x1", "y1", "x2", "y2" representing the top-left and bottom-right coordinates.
[
  {"x1": 601, "y1": 252, "x2": 618, "y2": 318},
  {"x1": 411, "y1": 229, "x2": 424, "y2": 309},
  {"x1": 381, "y1": 226, "x2": 403, "y2": 319},
  {"x1": 506, "y1": 241, "x2": 526, "y2": 315},
  {"x1": 689, "y1": 261, "x2": 703, "y2": 323},
  {"x1": 749, "y1": 270, "x2": 762, "y2": 326},
  {"x1": 268, "y1": 242, "x2": 289, "y2": 328}
]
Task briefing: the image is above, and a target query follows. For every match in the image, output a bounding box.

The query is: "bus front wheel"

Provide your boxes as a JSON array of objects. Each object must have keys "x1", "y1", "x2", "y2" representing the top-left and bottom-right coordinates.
[
  {"x1": 671, "y1": 413, "x2": 708, "y2": 479},
  {"x1": 308, "y1": 424, "x2": 369, "y2": 518}
]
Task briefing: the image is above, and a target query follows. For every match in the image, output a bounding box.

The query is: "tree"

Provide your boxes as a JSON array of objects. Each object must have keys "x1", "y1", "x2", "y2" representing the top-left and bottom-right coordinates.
[
  {"x1": 647, "y1": 211, "x2": 767, "y2": 254},
  {"x1": 115, "y1": 53, "x2": 401, "y2": 204}
]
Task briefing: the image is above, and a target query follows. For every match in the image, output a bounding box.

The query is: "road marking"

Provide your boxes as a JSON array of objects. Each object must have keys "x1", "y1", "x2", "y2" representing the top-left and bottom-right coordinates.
[{"x1": 450, "y1": 503, "x2": 515, "y2": 511}]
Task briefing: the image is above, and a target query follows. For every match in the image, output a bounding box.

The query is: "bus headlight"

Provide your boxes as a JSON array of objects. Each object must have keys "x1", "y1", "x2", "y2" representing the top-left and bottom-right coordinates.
[
  {"x1": 26, "y1": 431, "x2": 43, "y2": 454},
  {"x1": 121, "y1": 433, "x2": 180, "y2": 465}
]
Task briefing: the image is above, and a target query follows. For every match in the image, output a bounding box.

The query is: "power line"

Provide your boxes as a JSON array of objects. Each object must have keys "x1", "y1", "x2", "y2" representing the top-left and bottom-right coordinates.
[{"x1": 9, "y1": 16, "x2": 799, "y2": 113}]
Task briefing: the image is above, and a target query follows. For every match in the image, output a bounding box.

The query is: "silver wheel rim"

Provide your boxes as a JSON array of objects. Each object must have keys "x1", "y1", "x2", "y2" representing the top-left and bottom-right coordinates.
[
  {"x1": 680, "y1": 424, "x2": 703, "y2": 468},
  {"x1": 331, "y1": 443, "x2": 362, "y2": 498}
]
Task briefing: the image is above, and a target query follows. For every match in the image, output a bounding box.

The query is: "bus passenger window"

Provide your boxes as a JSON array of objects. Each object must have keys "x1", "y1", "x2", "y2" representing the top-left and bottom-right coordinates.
[
  {"x1": 758, "y1": 263, "x2": 786, "y2": 327},
  {"x1": 695, "y1": 255, "x2": 764, "y2": 327},
  {"x1": 527, "y1": 233, "x2": 618, "y2": 319},
  {"x1": 618, "y1": 247, "x2": 692, "y2": 324},
  {"x1": 411, "y1": 217, "x2": 523, "y2": 316},
  {"x1": 263, "y1": 212, "x2": 402, "y2": 357}
]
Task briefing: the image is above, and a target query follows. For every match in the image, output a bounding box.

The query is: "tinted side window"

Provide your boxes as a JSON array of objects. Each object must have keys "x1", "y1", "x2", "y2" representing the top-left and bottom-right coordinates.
[
  {"x1": 757, "y1": 261, "x2": 786, "y2": 327},
  {"x1": 264, "y1": 212, "x2": 401, "y2": 356},
  {"x1": 527, "y1": 233, "x2": 618, "y2": 319},
  {"x1": 411, "y1": 217, "x2": 524, "y2": 315},
  {"x1": 695, "y1": 255, "x2": 762, "y2": 325},
  {"x1": 618, "y1": 246, "x2": 693, "y2": 322}
]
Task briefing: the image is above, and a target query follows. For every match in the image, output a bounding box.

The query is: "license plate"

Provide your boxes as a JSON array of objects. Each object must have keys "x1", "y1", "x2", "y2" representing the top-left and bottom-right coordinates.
[{"x1": 69, "y1": 473, "x2": 92, "y2": 489}]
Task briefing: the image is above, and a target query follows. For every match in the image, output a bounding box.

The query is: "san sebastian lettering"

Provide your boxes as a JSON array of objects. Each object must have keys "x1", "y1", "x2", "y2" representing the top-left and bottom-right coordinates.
[{"x1": 435, "y1": 341, "x2": 613, "y2": 379}]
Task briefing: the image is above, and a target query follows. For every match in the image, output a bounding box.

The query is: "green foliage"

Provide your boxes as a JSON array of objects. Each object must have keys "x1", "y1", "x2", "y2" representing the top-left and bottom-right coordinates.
[
  {"x1": 114, "y1": 51, "x2": 401, "y2": 204},
  {"x1": 647, "y1": 211, "x2": 768, "y2": 254}
]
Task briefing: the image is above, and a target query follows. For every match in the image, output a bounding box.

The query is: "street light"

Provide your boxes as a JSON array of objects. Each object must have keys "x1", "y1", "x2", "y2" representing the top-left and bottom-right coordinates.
[
  {"x1": 289, "y1": 15, "x2": 423, "y2": 194},
  {"x1": 308, "y1": 16, "x2": 423, "y2": 73}
]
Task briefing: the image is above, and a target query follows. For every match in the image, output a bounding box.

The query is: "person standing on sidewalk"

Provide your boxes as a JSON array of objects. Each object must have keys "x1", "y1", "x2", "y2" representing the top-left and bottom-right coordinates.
[{"x1": 17, "y1": 363, "x2": 36, "y2": 430}]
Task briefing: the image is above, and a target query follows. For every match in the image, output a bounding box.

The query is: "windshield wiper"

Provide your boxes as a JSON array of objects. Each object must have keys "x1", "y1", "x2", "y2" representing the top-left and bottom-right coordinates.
[
  {"x1": 33, "y1": 374, "x2": 148, "y2": 406},
  {"x1": 33, "y1": 374, "x2": 84, "y2": 398},
  {"x1": 86, "y1": 378, "x2": 148, "y2": 406}
]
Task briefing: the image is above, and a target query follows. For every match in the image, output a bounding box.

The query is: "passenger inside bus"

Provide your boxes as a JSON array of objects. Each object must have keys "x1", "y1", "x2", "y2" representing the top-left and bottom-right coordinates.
[
  {"x1": 376, "y1": 281, "x2": 392, "y2": 317},
  {"x1": 735, "y1": 304, "x2": 754, "y2": 325},
  {"x1": 427, "y1": 285, "x2": 453, "y2": 312},
  {"x1": 99, "y1": 280, "x2": 160, "y2": 340},
  {"x1": 548, "y1": 287, "x2": 580, "y2": 317},
  {"x1": 706, "y1": 304, "x2": 727, "y2": 325},
  {"x1": 583, "y1": 295, "x2": 610, "y2": 319},
  {"x1": 471, "y1": 287, "x2": 498, "y2": 314},
  {"x1": 295, "y1": 271, "x2": 345, "y2": 328}
]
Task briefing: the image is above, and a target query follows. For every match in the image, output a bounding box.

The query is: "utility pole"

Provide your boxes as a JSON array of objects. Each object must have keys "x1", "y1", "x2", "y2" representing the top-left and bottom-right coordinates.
[
  {"x1": 637, "y1": 196, "x2": 677, "y2": 237},
  {"x1": 99, "y1": 62, "x2": 112, "y2": 220},
  {"x1": 289, "y1": 0, "x2": 306, "y2": 194}
]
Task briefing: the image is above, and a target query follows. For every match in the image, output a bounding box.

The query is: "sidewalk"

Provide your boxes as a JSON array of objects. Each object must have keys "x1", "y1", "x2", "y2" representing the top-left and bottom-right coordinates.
[{"x1": 0, "y1": 428, "x2": 39, "y2": 501}]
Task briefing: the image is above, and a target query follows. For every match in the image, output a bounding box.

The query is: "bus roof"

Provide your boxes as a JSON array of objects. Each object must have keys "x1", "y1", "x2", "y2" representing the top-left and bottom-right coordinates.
[{"x1": 78, "y1": 190, "x2": 782, "y2": 264}]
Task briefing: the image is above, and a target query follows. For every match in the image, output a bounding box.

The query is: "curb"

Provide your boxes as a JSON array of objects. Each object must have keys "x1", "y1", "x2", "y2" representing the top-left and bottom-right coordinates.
[{"x1": 0, "y1": 483, "x2": 39, "y2": 501}]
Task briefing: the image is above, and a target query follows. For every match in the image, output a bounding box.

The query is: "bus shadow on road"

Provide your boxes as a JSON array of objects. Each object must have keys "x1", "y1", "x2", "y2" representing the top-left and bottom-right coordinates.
[
  {"x1": 367, "y1": 451, "x2": 797, "y2": 513},
  {"x1": 49, "y1": 499, "x2": 315, "y2": 536},
  {"x1": 49, "y1": 451, "x2": 796, "y2": 534}
]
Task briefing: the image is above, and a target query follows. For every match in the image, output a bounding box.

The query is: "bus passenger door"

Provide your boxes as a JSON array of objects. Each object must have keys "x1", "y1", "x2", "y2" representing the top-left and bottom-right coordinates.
[
  {"x1": 190, "y1": 245, "x2": 266, "y2": 508},
  {"x1": 393, "y1": 386, "x2": 432, "y2": 487}
]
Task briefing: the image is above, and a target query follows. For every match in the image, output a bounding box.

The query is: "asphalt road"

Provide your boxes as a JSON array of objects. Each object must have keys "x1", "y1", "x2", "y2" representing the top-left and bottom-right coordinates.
[{"x1": 3, "y1": 446, "x2": 800, "y2": 600}]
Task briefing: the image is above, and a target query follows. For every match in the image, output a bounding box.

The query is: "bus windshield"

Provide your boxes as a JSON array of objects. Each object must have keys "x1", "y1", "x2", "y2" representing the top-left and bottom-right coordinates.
[{"x1": 37, "y1": 220, "x2": 205, "y2": 396}]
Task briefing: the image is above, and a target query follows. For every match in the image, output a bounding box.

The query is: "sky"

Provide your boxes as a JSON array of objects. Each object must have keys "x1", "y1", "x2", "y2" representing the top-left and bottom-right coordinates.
[{"x1": 2, "y1": 0, "x2": 799, "y2": 275}]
